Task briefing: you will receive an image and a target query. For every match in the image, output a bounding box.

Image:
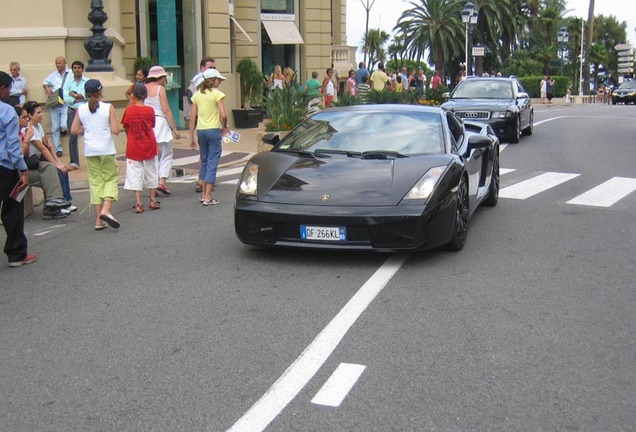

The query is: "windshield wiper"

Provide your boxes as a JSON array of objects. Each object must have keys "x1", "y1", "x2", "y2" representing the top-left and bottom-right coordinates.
[
  {"x1": 361, "y1": 150, "x2": 409, "y2": 159},
  {"x1": 313, "y1": 148, "x2": 362, "y2": 157}
]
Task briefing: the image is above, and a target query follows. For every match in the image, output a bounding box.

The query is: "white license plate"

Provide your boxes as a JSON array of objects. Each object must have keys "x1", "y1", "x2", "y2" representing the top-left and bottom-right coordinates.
[{"x1": 300, "y1": 225, "x2": 346, "y2": 241}]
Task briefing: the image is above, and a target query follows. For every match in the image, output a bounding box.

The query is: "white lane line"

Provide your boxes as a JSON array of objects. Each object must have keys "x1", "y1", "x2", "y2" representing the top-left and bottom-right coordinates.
[
  {"x1": 500, "y1": 172, "x2": 579, "y2": 200},
  {"x1": 566, "y1": 177, "x2": 636, "y2": 207},
  {"x1": 218, "y1": 167, "x2": 246, "y2": 177},
  {"x1": 226, "y1": 254, "x2": 408, "y2": 432},
  {"x1": 221, "y1": 179, "x2": 239, "y2": 185},
  {"x1": 500, "y1": 168, "x2": 515, "y2": 175},
  {"x1": 168, "y1": 167, "x2": 246, "y2": 184},
  {"x1": 499, "y1": 144, "x2": 507, "y2": 152},
  {"x1": 311, "y1": 363, "x2": 366, "y2": 408}
]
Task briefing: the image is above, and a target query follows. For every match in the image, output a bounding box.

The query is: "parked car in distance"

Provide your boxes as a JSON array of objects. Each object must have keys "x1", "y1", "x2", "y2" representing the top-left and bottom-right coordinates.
[
  {"x1": 611, "y1": 80, "x2": 636, "y2": 105},
  {"x1": 441, "y1": 76, "x2": 533, "y2": 143},
  {"x1": 234, "y1": 105, "x2": 500, "y2": 252}
]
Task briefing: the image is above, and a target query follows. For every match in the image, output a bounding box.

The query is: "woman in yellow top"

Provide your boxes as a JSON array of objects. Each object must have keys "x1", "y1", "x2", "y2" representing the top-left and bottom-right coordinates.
[{"x1": 189, "y1": 68, "x2": 228, "y2": 206}]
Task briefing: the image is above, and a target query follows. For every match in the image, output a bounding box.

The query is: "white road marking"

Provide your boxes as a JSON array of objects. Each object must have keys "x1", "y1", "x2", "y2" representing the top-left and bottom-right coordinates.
[
  {"x1": 226, "y1": 254, "x2": 408, "y2": 432},
  {"x1": 566, "y1": 177, "x2": 636, "y2": 207},
  {"x1": 499, "y1": 144, "x2": 507, "y2": 152},
  {"x1": 500, "y1": 172, "x2": 580, "y2": 199},
  {"x1": 221, "y1": 179, "x2": 239, "y2": 185},
  {"x1": 500, "y1": 168, "x2": 515, "y2": 175},
  {"x1": 311, "y1": 363, "x2": 366, "y2": 407}
]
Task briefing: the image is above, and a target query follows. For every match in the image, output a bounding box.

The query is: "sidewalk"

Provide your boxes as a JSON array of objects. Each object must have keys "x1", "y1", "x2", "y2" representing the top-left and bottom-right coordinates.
[{"x1": 62, "y1": 123, "x2": 265, "y2": 190}]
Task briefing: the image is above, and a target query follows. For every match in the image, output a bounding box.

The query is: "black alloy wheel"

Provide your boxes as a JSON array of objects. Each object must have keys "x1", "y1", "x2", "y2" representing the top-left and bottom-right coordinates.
[
  {"x1": 483, "y1": 150, "x2": 499, "y2": 207},
  {"x1": 509, "y1": 115, "x2": 521, "y2": 143},
  {"x1": 445, "y1": 176, "x2": 469, "y2": 251}
]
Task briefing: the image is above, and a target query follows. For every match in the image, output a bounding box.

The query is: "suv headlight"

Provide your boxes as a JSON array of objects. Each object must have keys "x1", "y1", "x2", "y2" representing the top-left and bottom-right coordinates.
[
  {"x1": 238, "y1": 162, "x2": 259, "y2": 196},
  {"x1": 491, "y1": 111, "x2": 512, "y2": 119},
  {"x1": 403, "y1": 166, "x2": 447, "y2": 201}
]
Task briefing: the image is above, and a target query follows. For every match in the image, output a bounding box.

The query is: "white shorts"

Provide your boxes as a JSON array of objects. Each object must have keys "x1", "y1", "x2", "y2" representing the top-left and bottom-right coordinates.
[{"x1": 124, "y1": 158, "x2": 158, "y2": 191}]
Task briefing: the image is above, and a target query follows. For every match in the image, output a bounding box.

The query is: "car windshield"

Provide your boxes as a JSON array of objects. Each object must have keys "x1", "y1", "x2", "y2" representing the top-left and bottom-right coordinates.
[
  {"x1": 617, "y1": 81, "x2": 636, "y2": 90},
  {"x1": 276, "y1": 110, "x2": 445, "y2": 156},
  {"x1": 452, "y1": 79, "x2": 514, "y2": 99}
]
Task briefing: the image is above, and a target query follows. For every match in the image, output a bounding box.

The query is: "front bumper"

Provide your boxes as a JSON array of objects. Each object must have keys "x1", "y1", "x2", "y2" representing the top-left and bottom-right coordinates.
[{"x1": 234, "y1": 195, "x2": 457, "y2": 252}]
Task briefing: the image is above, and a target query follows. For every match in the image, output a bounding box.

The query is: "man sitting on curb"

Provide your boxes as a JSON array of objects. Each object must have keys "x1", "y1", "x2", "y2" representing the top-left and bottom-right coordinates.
[{"x1": 16, "y1": 104, "x2": 71, "y2": 219}]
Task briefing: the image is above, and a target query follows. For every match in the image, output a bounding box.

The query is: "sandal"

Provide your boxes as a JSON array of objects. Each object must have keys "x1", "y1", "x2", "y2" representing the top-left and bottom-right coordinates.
[
  {"x1": 195, "y1": 182, "x2": 202, "y2": 193},
  {"x1": 157, "y1": 184, "x2": 171, "y2": 195},
  {"x1": 134, "y1": 203, "x2": 144, "y2": 213},
  {"x1": 202, "y1": 199, "x2": 219, "y2": 206},
  {"x1": 94, "y1": 224, "x2": 108, "y2": 231},
  {"x1": 149, "y1": 200, "x2": 161, "y2": 210},
  {"x1": 99, "y1": 212, "x2": 120, "y2": 229}
]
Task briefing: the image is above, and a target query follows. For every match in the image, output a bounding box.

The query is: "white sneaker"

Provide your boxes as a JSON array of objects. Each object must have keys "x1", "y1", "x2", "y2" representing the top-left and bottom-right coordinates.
[
  {"x1": 60, "y1": 208, "x2": 70, "y2": 215},
  {"x1": 67, "y1": 205, "x2": 77, "y2": 212}
]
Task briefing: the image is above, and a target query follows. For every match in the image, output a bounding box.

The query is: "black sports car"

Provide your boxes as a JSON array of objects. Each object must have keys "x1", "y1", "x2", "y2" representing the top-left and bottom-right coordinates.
[
  {"x1": 234, "y1": 105, "x2": 500, "y2": 252},
  {"x1": 611, "y1": 80, "x2": 636, "y2": 105},
  {"x1": 441, "y1": 76, "x2": 533, "y2": 143}
]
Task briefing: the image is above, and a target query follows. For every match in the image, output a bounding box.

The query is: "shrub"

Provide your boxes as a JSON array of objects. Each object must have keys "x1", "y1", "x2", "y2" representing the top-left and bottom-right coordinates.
[{"x1": 264, "y1": 79, "x2": 314, "y2": 131}]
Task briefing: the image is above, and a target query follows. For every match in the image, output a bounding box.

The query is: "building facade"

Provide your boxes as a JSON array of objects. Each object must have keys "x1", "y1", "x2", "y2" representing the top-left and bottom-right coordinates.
[{"x1": 0, "y1": 0, "x2": 356, "y2": 128}]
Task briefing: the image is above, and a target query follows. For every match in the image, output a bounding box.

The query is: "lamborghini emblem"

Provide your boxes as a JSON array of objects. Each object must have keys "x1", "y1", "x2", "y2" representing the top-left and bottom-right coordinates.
[{"x1": 321, "y1": 194, "x2": 330, "y2": 202}]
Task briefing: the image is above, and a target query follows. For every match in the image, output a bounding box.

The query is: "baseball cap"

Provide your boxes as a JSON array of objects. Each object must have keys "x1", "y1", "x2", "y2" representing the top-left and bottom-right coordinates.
[
  {"x1": 203, "y1": 68, "x2": 226, "y2": 81},
  {"x1": 132, "y1": 84, "x2": 147, "y2": 99},
  {"x1": 84, "y1": 79, "x2": 102, "y2": 95}
]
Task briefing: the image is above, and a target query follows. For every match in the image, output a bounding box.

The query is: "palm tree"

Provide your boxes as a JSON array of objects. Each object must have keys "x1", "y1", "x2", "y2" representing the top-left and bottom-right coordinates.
[
  {"x1": 394, "y1": 0, "x2": 464, "y2": 78},
  {"x1": 588, "y1": 43, "x2": 607, "y2": 89},
  {"x1": 470, "y1": 0, "x2": 517, "y2": 75},
  {"x1": 363, "y1": 28, "x2": 390, "y2": 70},
  {"x1": 583, "y1": 0, "x2": 595, "y2": 95}
]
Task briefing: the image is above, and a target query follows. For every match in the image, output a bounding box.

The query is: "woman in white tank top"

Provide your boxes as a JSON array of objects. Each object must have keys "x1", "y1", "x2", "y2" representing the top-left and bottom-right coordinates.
[
  {"x1": 145, "y1": 65, "x2": 180, "y2": 195},
  {"x1": 71, "y1": 79, "x2": 121, "y2": 230}
]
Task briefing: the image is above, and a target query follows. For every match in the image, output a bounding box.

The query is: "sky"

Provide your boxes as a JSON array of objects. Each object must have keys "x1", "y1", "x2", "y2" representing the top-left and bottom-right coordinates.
[{"x1": 345, "y1": 0, "x2": 636, "y2": 64}]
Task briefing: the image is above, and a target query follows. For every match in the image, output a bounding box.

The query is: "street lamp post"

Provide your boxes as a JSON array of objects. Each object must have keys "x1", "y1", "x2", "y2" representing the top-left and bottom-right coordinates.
[
  {"x1": 557, "y1": 26, "x2": 569, "y2": 76},
  {"x1": 461, "y1": 2, "x2": 478, "y2": 76}
]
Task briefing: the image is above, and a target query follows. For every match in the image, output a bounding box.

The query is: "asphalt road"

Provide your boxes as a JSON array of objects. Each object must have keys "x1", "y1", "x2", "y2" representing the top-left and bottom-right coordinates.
[{"x1": 1, "y1": 103, "x2": 635, "y2": 431}]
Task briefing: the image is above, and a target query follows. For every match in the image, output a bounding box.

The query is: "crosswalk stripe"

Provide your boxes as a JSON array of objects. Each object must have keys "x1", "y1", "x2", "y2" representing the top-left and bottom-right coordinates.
[
  {"x1": 566, "y1": 177, "x2": 636, "y2": 207},
  {"x1": 500, "y1": 168, "x2": 515, "y2": 175},
  {"x1": 500, "y1": 172, "x2": 580, "y2": 199}
]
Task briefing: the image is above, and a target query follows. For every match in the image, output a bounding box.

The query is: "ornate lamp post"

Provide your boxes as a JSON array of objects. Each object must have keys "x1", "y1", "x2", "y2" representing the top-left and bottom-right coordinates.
[
  {"x1": 461, "y1": 2, "x2": 478, "y2": 76},
  {"x1": 557, "y1": 26, "x2": 569, "y2": 76},
  {"x1": 84, "y1": 0, "x2": 114, "y2": 72}
]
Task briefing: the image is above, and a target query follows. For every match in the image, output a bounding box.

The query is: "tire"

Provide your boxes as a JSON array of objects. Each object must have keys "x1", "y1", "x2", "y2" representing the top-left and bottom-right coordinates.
[
  {"x1": 483, "y1": 151, "x2": 499, "y2": 207},
  {"x1": 444, "y1": 176, "x2": 469, "y2": 251},
  {"x1": 509, "y1": 116, "x2": 520, "y2": 143},
  {"x1": 522, "y1": 112, "x2": 533, "y2": 136}
]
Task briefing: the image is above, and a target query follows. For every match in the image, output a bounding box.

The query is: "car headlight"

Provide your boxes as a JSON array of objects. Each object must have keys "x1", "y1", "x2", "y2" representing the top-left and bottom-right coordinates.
[
  {"x1": 404, "y1": 166, "x2": 446, "y2": 201},
  {"x1": 491, "y1": 111, "x2": 512, "y2": 119},
  {"x1": 239, "y1": 162, "x2": 259, "y2": 196}
]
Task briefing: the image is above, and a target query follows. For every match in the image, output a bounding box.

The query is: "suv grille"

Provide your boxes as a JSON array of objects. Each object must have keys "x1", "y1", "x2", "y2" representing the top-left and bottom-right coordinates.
[{"x1": 456, "y1": 111, "x2": 490, "y2": 120}]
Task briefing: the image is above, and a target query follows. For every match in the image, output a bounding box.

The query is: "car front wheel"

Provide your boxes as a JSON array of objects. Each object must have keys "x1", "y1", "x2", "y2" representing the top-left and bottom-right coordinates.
[
  {"x1": 509, "y1": 116, "x2": 520, "y2": 143},
  {"x1": 445, "y1": 177, "x2": 469, "y2": 251},
  {"x1": 483, "y1": 151, "x2": 499, "y2": 207},
  {"x1": 522, "y1": 112, "x2": 533, "y2": 136}
]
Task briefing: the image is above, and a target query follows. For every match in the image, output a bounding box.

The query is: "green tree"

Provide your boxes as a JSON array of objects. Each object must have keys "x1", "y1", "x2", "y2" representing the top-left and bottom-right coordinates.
[
  {"x1": 363, "y1": 28, "x2": 390, "y2": 70},
  {"x1": 394, "y1": 0, "x2": 464, "y2": 78}
]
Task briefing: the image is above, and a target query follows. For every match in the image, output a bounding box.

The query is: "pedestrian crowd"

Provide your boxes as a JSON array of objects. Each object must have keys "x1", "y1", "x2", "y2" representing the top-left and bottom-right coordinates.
[{"x1": 0, "y1": 55, "x2": 228, "y2": 267}]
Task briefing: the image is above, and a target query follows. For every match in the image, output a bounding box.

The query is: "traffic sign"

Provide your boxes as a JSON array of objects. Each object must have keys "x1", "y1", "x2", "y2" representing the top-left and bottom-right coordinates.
[
  {"x1": 615, "y1": 43, "x2": 633, "y2": 51},
  {"x1": 618, "y1": 68, "x2": 634, "y2": 74},
  {"x1": 618, "y1": 62, "x2": 634, "y2": 68},
  {"x1": 472, "y1": 46, "x2": 485, "y2": 57}
]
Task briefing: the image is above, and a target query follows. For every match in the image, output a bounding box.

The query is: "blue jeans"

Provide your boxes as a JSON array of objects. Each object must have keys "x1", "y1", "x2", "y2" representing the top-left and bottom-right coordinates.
[
  {"x1": 66, "y1": 108, "x2": 79, "y2": 165},
  {"x1": 57, "y1": 169, "x2": 72, "y2": 202},
  {"x1": 197, "y1": 129, "x2": 222, "y2": 184},
  {"x1": 50, "y1": 104, "x2": 68, "y2": 153}
]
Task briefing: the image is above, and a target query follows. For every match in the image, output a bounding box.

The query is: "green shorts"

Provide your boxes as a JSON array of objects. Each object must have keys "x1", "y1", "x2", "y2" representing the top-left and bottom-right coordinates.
[{"x1": 86, "y1": 155, "x2": 119, "y2": 205}]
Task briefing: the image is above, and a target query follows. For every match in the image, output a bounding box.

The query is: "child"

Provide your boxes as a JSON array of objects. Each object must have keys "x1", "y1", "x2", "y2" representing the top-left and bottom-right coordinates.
[{"x1": 121, "y1": 84, "x2": 160, "y2": 213}]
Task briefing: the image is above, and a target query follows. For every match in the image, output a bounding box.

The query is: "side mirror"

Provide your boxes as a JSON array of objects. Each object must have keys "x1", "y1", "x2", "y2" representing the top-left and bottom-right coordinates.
[
  {"x1": 262, "y1": 132, "x2": 281, "y2": 145},
  {"x1": 467, "y1": 134, "x2": 491, "y2": 150},
  {"x1": 517, "y1": 92, "x2": 529, "y2": 99},
  {"x1": 442, "y1": 92, "x2": 450, "y2": 100}
]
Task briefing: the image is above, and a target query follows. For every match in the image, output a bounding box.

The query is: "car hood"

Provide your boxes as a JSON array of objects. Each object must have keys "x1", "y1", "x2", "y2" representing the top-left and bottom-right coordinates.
[
  {"x1": 442, "y1": 98, "x2": 515, "y2": 111},
  {"x1": 249, "y1": 152, "x2": 453, "y2": 206}
]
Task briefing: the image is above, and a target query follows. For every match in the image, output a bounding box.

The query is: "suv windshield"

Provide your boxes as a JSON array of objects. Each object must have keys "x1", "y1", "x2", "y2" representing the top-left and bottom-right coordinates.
[
  {"x1": 617, "y1": 81, "x2": 636, "y2": 90},
  {"x1": 452, "y1": 79, "x2": 514, "y2": 99}
]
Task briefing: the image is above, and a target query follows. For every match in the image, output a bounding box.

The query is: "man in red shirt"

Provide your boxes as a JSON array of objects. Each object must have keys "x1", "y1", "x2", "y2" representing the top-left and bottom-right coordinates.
[
  {"x1": 431, "y1": 71, "x2": 443, "y2": 89},
  {"x1": 121, "y1": 84, "x2": 161, "y2": 214}
]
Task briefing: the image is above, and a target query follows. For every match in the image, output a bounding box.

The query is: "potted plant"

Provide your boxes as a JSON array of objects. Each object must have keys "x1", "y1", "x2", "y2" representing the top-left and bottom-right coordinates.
[
  {"x1": 257, "y1": 78, "x2": 315, "y2": 152},
  {"x1": 233, "y1": 58, "x2": 265, "y2": 128}
]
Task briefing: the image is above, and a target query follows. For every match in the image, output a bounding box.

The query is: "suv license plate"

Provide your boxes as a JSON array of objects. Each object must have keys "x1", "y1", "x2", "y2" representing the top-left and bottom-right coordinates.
[{"x1": 300, "y1": 225, "x2": 346, "y2": 241}]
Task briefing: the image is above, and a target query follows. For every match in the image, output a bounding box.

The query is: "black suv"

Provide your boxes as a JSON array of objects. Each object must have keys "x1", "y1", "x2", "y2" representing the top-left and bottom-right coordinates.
[{"x1": 441, "y1": 76, "x2": 533, "y2": 143}]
